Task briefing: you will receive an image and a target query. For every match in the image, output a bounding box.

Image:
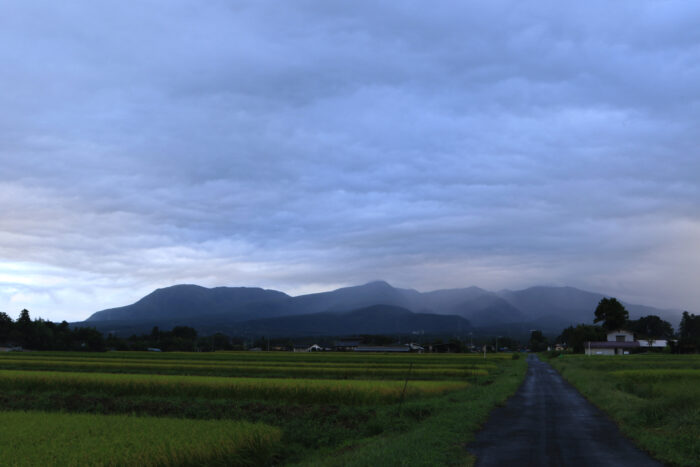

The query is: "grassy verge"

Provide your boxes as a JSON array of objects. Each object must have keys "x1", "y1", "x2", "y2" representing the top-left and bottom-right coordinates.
[
  {"x1": 0, "y1": 411, "x2": 281, "y2": 466},
  {"x1": 549, "y1": 354, "x2": 700, "y2": 467},
  {"x1": 296, "y1": 357, "x2": 527, "y2": 466}
]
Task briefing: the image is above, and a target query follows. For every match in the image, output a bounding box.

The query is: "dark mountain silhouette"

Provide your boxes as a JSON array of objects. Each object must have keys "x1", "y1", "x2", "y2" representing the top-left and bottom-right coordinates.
[
  {"x1": 231, "y1": 305, "x2": 471, "y2": 337},
  {"x1": 82, "y1": 281, "x2": 681, "y2": 336},
  {"x1": 87, "y1": 284, "x2": 291, "y2": 322}
]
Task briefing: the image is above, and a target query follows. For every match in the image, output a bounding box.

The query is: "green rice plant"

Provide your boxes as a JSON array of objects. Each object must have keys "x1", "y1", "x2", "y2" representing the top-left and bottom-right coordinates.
[
  {"x1": 0, "y1": 410, "x2": 281, "y2": 466},
  {"x1": 0, "y1": 356, "x2": 490, "y2": 380},
  {"x1": 0, "y1": 370, "x2": 469, "y2": 405},
  {"x1": 7, "y1": 350, "x2": 506, "y2": 366}
]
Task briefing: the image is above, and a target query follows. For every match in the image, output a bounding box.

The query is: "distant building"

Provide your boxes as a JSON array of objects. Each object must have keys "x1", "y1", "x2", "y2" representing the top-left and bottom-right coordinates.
[
  {"x1": 293, "y1": 344, "x2": 323, "y2": 352},
  {"x1": 585, "y1": 330, "x2": 639, "y2": 355},
  {"x1": 353, "y1": 343, "x2": 424, "y2": 353},
  {"x1": 638, "y1": 339, "x2": 668, "y2": 348},
  {"x1": 333, "y1": 340, "x2": 362, "y2": 351},
  {"x1": 354, "y1": 345, "x2": 410, "y2": 353}
]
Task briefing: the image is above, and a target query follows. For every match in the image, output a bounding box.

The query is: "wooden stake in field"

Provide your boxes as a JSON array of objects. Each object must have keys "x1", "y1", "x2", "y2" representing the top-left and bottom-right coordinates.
[{"x1": 399, "y1": 362, "x2": 414, "y2": 412}]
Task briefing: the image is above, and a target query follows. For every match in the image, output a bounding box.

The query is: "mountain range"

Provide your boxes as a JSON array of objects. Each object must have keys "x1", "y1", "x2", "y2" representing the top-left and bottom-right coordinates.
[{"x1": 81, "y1": 281, "x2": 682, "y2": 338}]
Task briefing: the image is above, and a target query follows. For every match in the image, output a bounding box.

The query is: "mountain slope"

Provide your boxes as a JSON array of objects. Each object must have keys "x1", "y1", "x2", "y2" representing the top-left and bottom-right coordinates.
[
  {"x1": 87, "y1": 284, "x2": 291, "y2": 322},
  {"x1": 82, "y1": 281, "x2": 682, "y2": 336},
  {"x1": 232, "y1": 304, "x2": 472, "y2": 337}
]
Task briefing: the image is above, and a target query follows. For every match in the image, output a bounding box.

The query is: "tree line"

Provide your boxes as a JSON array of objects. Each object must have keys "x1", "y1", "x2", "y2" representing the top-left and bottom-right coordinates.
[
  {"x1": 556, "y1": 297, "x2": 700, "y2": 353},
  {"x1": 0, "y1": 309, "x2": 240, "y2": 352}
]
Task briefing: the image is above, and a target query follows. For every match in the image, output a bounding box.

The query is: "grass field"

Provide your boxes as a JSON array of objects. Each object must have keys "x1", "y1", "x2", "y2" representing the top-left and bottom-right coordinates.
[
  {"x1": 0, "y1": 350, "x2": 526, "y2": 465},
  {"x1": 549, "y1": 354, "x2": 700, "y2": 467}
]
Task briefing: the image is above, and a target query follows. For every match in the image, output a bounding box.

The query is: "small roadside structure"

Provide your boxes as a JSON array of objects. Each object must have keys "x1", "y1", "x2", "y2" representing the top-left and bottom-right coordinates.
[{"x1": 585, "y1": 330, "x2": 639, "y2": 355}]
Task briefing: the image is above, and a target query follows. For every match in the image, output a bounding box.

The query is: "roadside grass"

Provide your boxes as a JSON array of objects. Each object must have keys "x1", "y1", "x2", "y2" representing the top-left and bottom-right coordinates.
[
  {"x1": 0, "y1": 411, "x2": 281, "y2": 466},
  {"x1": 549, "y1": 354, "x2": 700, "y2": 467}
]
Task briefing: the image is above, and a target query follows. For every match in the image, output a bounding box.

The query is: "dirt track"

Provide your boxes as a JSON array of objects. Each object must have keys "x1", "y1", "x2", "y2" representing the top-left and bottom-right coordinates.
[{"x1": 467, "y1": 354, "x2": 662, "y2": 466}]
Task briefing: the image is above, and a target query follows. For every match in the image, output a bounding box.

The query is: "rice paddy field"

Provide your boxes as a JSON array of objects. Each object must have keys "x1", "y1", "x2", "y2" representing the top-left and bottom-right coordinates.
[
  {"x1": 549, "y1": 354, "x2": 700, "y2": 467},
  {"x1": 0, "y1": 350, "x2": 526, "y2": 466}
]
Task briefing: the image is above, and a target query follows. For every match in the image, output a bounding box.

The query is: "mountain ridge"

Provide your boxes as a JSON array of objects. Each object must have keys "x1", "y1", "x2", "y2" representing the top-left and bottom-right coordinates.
[{"x1": 83, "y1": 281, "x2": 682, "y2": 336}]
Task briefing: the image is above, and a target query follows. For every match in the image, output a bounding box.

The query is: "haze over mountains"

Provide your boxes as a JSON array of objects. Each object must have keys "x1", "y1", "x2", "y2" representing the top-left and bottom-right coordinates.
[{"x1": 82, "y1": 281, "x2": 681, "y2": 338}]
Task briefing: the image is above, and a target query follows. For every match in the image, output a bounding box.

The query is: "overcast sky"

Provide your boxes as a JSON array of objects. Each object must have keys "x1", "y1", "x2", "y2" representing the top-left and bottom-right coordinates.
[{"x1": 1, "y1": 1, "x2": 699, "y2": 322}]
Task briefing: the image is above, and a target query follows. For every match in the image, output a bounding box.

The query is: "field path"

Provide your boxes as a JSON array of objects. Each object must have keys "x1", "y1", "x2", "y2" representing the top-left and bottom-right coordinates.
[{"x1": 467, "y1": 354, "x2": 662, "y2": 467}]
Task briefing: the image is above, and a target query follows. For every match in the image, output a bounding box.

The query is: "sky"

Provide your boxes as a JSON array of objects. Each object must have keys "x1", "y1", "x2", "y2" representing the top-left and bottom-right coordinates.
[{"x1": 1, "y1": 1, "x2": 699, "y2": 322}]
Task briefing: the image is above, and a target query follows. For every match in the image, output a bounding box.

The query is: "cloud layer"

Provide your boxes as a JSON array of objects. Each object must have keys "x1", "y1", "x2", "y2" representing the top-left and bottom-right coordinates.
[{"x1": 1, "y1": 1, "x2": 699, "y2": 321}]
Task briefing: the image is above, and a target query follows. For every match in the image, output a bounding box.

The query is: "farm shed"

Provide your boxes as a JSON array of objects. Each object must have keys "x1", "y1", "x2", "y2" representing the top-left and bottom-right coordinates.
[
  {"x1": 585, "y1": 341, "x2": 639, "y2": 355},
  {"x1": 638, "y1": 339, "x2": 668, "y2": 348},
  {"x1": 585, "y1": 329, "x2": 639, "y2": 355},
  {"x1": 607, "y1": 330, "x2": 635, "y2": 342}
]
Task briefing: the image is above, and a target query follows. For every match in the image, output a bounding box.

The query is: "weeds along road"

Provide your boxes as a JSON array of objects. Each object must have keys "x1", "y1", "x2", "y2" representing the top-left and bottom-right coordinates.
[{"x1": 467, "y1": 354, "x2": 662, "y2": 467}]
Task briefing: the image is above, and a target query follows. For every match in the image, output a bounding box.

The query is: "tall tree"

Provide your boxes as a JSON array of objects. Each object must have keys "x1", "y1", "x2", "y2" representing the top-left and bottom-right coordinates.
[
  {"x1": 529, "y1": 330, "x2": 548, "y2": 352},
  {"x1": 627, "y1": 315, "x2": 673, "y2": 339},
  {"x1": 0, "y1": 312, "x2": 13, "y2": 342},
  {"x1": 593, "y1": 297, "x2": 629, "y2": 331},
  {"x1": 16, "y1": 309, "x2": 31, "y2": 330},
  {"x1": 558, "y1": 324, "x2": 607, "y2": 353},
  {"x1": 679, "y1": 311, "x2": 700, "y2": 353}
]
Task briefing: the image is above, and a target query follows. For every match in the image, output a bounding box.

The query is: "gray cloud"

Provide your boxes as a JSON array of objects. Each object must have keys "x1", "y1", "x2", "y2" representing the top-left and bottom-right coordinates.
[{"x1": 1, "y1": 0, "x2": 699, "y2": 321}]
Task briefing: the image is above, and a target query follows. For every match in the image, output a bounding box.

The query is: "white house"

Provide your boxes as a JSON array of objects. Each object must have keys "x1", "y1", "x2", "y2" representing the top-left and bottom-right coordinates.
[{"x1": 584, "y1": 330, "x2": 639, "y2": 355}]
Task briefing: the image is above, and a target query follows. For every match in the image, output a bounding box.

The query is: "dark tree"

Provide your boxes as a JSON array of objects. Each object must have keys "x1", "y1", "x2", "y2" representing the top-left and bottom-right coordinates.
[
  {"x1": 529, "y1": 330, "x2": 548, "y2": 352},
  {"x1": 558, "y1": 324, "x2": 606, "y2": 353},
  {"x1": 0, "y1": 312, "x2": 12, "y2": 342},
  {"x1": 16, "y1": 309, "x2": 32, "y2": 330},
  {"x1": 627, "y1": 315, "x2": 674, "y2": 339},
  {"x1": 593, "y1": 298, "x2": 629, "y2": 331},
  {"x1": 679, "y1": 311, "x2": 700, "y2": 353}
]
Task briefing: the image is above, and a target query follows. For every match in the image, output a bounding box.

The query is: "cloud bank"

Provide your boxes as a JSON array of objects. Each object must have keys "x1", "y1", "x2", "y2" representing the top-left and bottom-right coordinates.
[{"x1": 1, "y1": 1, "x2": 699, "y2": 321}]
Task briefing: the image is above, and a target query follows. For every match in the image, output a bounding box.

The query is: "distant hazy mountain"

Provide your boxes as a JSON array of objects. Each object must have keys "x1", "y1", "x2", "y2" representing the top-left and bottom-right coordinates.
[{"x1": 82, "y1": 280, "x2": 682, "y2": 336}]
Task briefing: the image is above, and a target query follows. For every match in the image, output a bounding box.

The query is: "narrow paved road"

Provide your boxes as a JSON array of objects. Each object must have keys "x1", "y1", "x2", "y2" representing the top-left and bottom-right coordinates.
[{"x1": 467, "y1": 355, "x2": 662, "y2": 467}]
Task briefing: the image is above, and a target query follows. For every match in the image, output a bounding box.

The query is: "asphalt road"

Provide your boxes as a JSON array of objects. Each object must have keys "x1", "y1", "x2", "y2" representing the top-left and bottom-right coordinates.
[{"x1": 467, "y1": 354, "x2": 662, "y2": 467}]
